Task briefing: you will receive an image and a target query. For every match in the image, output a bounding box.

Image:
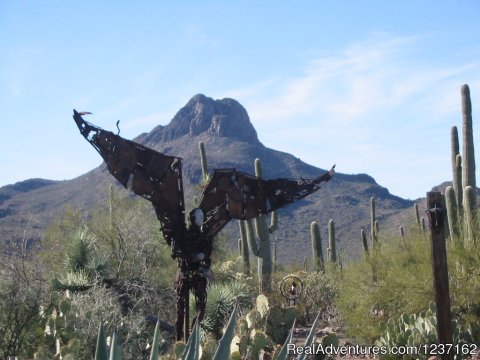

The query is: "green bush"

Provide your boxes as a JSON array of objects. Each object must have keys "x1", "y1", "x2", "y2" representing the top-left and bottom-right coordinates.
[
  {"x1": 337, "y1": 227, "x2": 480, "y2": 343},
  {"x1": 0, "y1": 231, "x2": 48, "y2": 359},
  {"x1": 190, "y1": 280, "x2": 251, "y2": 340},
  {"x1": 52, "y1": 287, "x2": 155, "y2": 359},
  {"x1": 299, "y1": 270, "x2": 339, "y2": 324}
]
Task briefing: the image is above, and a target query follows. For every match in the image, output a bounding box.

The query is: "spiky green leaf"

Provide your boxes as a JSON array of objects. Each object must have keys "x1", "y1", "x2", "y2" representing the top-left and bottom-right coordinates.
[
  {"x1": 275, "y1": 320, "x2": 295, "y2": 360},
  {"x1": 95, "y1": 322, "x2": 108, "y2": 360},
  {"x1": 297, "y1": 312, "x2": 320, "y2": 360},
  {"x1": 213, "y1": 303, "x2": 238, "y2": 360}
]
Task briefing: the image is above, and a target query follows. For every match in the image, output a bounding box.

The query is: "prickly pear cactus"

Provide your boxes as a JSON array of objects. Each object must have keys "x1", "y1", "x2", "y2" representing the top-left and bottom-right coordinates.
[
  {"x1": 265, "y1": 306, "x2": 298, "y2": 344},
  {"x1": 246, "y1": 309, "x2": 262, "y2": 330},
  {"x1": 174, "y1": 341, "x2": 186, "y2": 359},
  {"x1": 321, "y1": 333, "x2": 339, "y2": 348},
  {"x1": 238, "y1": 319, "x2": 249, "y2": 336},
  {"x1": 250, "y1": 331, "x2": 274, "y2": 359},
  {"x1": 237, "y1": 335, "x2": 249, "y2": 357},
  {"x1": 230, "y1": 351, "x2": 242, "y2": 360},
  {"x1": 256, "y1": 294, "x2": 270, "y2": 319},
  {"x1": 375, "y1": 302, "x2": 475, "y2": 360}
]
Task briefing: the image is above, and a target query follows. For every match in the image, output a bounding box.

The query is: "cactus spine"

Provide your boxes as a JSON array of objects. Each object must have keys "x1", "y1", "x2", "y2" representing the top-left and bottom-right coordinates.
[
  {"x1": 245, "y1": 158, "x2": 277, "y2": 292},
  {"x1": 461, "y1": 84, "x2": 476, "y2": 193},
  {"x1": 310, "y1": 221, "x2": 324, "y2": 272},
  {"x1": 327, "y1": 219, "x2": 337, "y2": 263}
]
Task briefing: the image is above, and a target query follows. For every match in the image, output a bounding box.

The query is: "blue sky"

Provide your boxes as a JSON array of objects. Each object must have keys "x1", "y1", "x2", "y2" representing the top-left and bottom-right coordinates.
[{"x1": 1, "y1": 1, "x2": 479, "y2": 199}]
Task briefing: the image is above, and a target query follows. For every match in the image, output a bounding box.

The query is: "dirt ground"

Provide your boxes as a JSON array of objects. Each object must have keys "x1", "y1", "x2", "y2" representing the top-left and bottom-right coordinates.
[{"x1": 289, "y1": 325, "x2": 479, "y2": 360}]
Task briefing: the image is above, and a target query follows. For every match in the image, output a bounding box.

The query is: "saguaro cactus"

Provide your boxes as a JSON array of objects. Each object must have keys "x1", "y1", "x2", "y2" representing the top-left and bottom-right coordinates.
[
  {"x1": 462, "y1": 84, "x2": 476, "y2": 193},
  {"x1": 361, "y1": 228, "x2": 369, "y2": 260},
  {"x1": 441, "y1": 192, "x2": 450, "y2": 238},
  {"x1": 238, "y1": 220, "x2": 250, "y2": 275},
  {"x1": 245, "y1": 158, "x2": 278, "y2": 292},
  {"x1": 449, "y1": 85, "x2": 477, "y2": 245},
  {"x1": 370, "y1": 197, "x2": 379, "y2": 282},
  {"x1": 272, "y1": 241, "x2": 277, "y2": 273},
  {"x1": 456, "y1": 154, "x2": 463, "y2": 209},
  {"x1": 451, "y1": 127, "x2": 463, "y2": 208},
  {"x1": 310, "y1": 221, "x2": 324, "y2": 272},
  {"x1": 414, "y1": 203, "x2": 420, "y2": 228},
  {"x1": 199, "y1": 142, "x2": 209, "y2": 182},
  {"x1": 327, "y1": 219, "x2": 337, "y2": 263},
  {"x1": 108, "y1": 184, "x2": 115, "y2": 231},
  {"x1": 445, "y1": 186, "x2": 461, "y2": 241},
  {"x1": 464, "y1": 186, "x2": 477, "y2": 245},
  {"x1": 370, "y1": 197, "x2": 378, "y2": 245}
]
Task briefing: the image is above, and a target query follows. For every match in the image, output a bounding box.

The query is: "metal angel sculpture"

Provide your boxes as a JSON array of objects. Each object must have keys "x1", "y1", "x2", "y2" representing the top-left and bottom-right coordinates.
[{"x1": 72, "y1": 109, "x2": 335, "y2": 340}]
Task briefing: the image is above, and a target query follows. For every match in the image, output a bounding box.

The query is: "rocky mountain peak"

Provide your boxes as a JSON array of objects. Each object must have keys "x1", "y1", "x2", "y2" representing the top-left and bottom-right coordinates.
[{"x1": 141, "y1": 94, "x2": 259, "y2": 144}]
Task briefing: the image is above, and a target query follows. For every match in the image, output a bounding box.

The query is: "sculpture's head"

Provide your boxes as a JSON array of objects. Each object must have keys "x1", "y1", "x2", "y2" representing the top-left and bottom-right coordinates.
[{"x1": 189, "y1": 207, "x2": 205, "y2": 228}]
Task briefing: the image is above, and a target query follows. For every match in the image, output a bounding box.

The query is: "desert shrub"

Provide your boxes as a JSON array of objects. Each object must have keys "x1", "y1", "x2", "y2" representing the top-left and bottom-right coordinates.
[
  {"x1": 51, "y1": 286, "x2": 154, "y2": 360},
  {"x1": 299, "y1": 269, "x2": 339, "y2": 324},
  {"x1": 0, "y1": 229, "x2": 48, "y2": 359},
  {"x1": 337, "y1": 225, "x2": 480, "y2": 343},
  {"x1": 337, "y1": 231, "x2": 434, "y2": 342},
  {"x1": 43, "y1": 187, "x2": 178, "y2": 319}
]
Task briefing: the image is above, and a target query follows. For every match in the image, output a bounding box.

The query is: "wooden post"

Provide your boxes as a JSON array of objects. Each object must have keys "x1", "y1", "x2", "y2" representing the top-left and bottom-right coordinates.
[{"x1": 426, "y1": 192, "x2": 453, "y2": 360}]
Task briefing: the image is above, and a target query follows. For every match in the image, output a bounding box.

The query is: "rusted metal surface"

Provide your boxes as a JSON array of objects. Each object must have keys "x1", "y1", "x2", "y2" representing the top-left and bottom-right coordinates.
[
  {"x1": 73, "y1": 110, "x2": 186, "y2": 250},
  {"x1": 72, "y1": 110, "x2": 335, "y2": 340},
  {"x1": 198, "y1": 167, "x2": 335, "y2": 238}
]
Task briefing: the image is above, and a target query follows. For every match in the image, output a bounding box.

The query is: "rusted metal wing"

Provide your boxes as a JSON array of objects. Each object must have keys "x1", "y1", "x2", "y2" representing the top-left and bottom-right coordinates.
[
  {"x1": 198, "y1": 166, "x2": 335, "y2": 238},
  {"x1": 72, "y1": 110, "x2": 186, "y2": 246}
]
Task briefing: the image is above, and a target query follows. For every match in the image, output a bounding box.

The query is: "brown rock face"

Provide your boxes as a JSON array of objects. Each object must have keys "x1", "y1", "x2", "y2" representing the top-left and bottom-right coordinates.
[{"x1": 141, "y1": 94, "x2": 259, "y2": 144}]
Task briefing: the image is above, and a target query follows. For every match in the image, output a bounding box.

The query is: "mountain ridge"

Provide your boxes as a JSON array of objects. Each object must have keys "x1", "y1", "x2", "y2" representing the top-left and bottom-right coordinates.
[{"x1": 0, "y1": 94, "x2": 416, "y2": 263}]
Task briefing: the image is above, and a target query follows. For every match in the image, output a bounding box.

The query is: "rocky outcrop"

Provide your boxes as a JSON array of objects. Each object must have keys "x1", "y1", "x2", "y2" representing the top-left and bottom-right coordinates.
[{"x1": 139, "y1": 94, "x2": 259, "y2": 145}]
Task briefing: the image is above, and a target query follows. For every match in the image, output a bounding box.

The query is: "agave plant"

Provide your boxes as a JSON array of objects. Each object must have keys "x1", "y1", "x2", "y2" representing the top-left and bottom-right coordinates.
[
  {"x1": 189, "y1": 280, "x2": 250, "y2": 339},
  {"x1": 53, "y1": 228, "x2": 108, "y2": 292}
]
